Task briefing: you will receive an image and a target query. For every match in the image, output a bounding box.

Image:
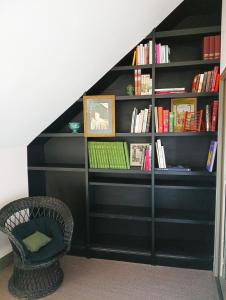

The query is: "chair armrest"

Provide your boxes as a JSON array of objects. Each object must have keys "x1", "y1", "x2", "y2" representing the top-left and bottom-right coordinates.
[{"x1": 8, "y1": 232, "x2": 26, "y2": 264}]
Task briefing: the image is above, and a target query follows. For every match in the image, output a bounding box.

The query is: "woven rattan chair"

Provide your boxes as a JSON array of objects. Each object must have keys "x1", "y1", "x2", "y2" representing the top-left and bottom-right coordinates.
[{"x1": 0, "y1": 196, "x2": 74, "y2": 299}]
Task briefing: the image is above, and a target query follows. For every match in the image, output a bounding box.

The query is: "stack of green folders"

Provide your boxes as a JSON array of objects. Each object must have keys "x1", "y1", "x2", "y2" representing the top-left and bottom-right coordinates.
[{"x1": 88, "y1": 141, "x2": 130, "y2": 169}]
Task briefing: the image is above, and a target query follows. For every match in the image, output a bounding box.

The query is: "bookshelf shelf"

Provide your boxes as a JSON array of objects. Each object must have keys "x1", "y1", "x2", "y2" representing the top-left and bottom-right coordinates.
[
  {"x1": 28, "y1": 164, "x2": 86, "y2": 172},
  {"x1": 155, "y1": 92, "x2": 218, "y2": 99},
  {"x1": 27, "y1": 2, "x2": 221, "y2": 271},
  {"x1": 155, "y1": 132, "x2": 217, "y2": 137},
  {"x1": 90, "y1": 205, "x2": 152, "y2": 222}
]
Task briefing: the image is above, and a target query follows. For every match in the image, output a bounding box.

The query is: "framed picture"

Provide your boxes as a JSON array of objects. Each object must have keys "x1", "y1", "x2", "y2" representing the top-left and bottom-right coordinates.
[
  {"x1": 171, "y1": 98, "x2": 197, "y2": 132},
  {"x1": 130, "y1": 143, "x2": 150, "y2": 166},
  {"x1": 83, "y1": 95, "x2": 115, "y2": 137}
]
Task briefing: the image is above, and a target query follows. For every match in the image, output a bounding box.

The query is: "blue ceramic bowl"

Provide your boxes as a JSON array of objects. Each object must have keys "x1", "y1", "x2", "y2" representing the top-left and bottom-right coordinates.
[{"x1": 68, "y1": 122, "x2": 81, "y2": 133}]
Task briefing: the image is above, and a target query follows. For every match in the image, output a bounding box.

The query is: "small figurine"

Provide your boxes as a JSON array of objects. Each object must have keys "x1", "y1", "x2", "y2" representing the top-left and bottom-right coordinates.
[{"x1": 126, "y1": 84, "x2": 134, "y2": 96}]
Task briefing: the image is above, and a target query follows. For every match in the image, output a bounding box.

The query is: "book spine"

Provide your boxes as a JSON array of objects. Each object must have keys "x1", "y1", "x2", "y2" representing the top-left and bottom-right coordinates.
[
  {"x1": 211, "y1": 66, "x2": 219, "y2": 92},
  {"x1": 149, "y1": 41, "x2": 152, "y2": 64},
  {"x1": 211, "y1": 100, "x2": 219, "y2": 131},
  {"x1": 206, "y1": 105, "x2": 211, "y2": 132},
  {"x1": 214, "y1": 73, "x2": 220, "y2": 92},
  {"x1": 198, "y1": 73, "x2": 204, "y2": 92},
  {"x1": 163, "y1": 110, "x2": 169, "y2": 133},
  {"x1": 214, "y1": 35, "x2": 221, "y2": 59},
  {"x1": 155, "y1": 107, "x2": 158, "y2": 133},
  {"x1": 207, "y1": 141, "x2": 217, "y2": 172},
  {"x1": 146, "y1": 105, "x2": 152, "y2": 132},
  {"x1": 203, "y1": 36, "x2": 210, "y2": 60},
  {"x1": 209, "y1": 36, "x2": 215, "y2": 60},
  {"x1": 123, "y1": 142, "x2": 130, "y2": 169},
  {"x1": 134, "y1": 69, "x2": 137, "y2": 96},
  {"x1": 132, "y1": 50, "x2": 136, "y2": 66},
  {"x1": 137, "y1": 69, "x2": 141, "y2": 96},
  {"x1": 158, "y1": 107, "x2": 163, "y2": 133},
  {"x1": 155, "y1": 141, "x2": 161, "y2": 168},
  {"x1": 169, "y1": 112, "x2": 174, "y2": 132}
]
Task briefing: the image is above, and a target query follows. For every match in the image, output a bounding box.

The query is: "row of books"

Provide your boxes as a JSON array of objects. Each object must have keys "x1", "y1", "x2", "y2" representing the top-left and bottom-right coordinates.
[
  {"x1": 133, "y1": 41, "x2": 153, "y2": 65},
  {"x1": 155, "y1": 101, "x2": 218, "y2": 133},
  {"x1": 192, "y1": 66, "x2": 220, "y2": 93},
  {"x1": 155, "y1": 43, "x2": 170, "y2": 64},
  {"x1": 134, "y1": 69, "x2": 152, "y2": 96},
  {"x1": 88, "y1": 142, "x2": 130, "y2": 169},
  {"x1": 130, "y1": 105, "x2": 152, "y2": 133},
  {"x1": 203, "y1": 35, "x2": 221, "y2": 60},
  {"x1": 136, "y1": 144, "x2": 152, "y2": 171}
]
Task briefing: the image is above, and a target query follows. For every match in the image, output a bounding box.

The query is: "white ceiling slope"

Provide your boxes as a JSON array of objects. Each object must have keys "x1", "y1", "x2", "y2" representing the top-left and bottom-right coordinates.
[{"x1": 0, "y1": 0, "x2": 182, "y2": 147}]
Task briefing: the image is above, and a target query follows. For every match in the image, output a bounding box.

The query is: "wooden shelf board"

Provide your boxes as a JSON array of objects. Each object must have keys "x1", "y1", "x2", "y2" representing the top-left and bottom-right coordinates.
[
  {"x1": 39, "y1": 133, "x2": 84, "y2": 138},
  {"x1": 155, "y1": 208, "x2": 214, "y2": 225},
  {"x1": 28, "y1": 164, "x2": 85, "y2": 172},
  {"x1": 155, "y1": 26, "x2": 221, "y2": 38},
  {"x1": 90, "y1": 205, "x2": 151, "y2": 221},
  {"x1": 155, "y1": 132, "x2": 217, "y2": 137}
]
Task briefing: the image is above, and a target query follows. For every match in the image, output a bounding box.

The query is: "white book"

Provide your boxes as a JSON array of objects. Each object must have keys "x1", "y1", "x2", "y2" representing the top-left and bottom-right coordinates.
[
  {"x1": 155, "y1": 88, "x2": 185, "y2": 92},
  {"x1": 134, "y1": 113, "x2": 139, "y2": 133},
  {"x1": 198, "y1": 73, "x2": 204, "y2": 92},
  {"x1": 157, "y1": 139, "x2": 164, "y2": 168},
  {"x1": 149, "y1": 41, "x2": 152, "y2": 64},
  {"x1": 161, "y1": 45, "x2": 165, "y2": 63},
  {"x1": 130, "y1": 108, "x2": 135, "y2": 133},
  {"x1": 155, "y1": 141, "x2": 161, "y2": 168},
  {"x1": 154, "y1": 107, "x2": 158, "y2": 133},
  {"x1": 165, "y1": 45, "x2": 169, "y2": 63},
  {"x1": 142, "y1": 109, "x2": 149, "y2": 133},
  {"x1": 161, "y1": 145, "x2": 167, "y2": 168},
  {"x1": 139, "y1": 110, "x2": 145, "y2": 133}
]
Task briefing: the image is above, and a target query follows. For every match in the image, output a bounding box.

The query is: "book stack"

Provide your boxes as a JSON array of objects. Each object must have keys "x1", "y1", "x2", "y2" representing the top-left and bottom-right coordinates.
[
  {"x1": 155, "y1": 88, "x2": 186, "y2": 95},
  {"x1": 206, "y1": 140, "x2": 217, "y2": 172},
  {"x1": 155, "y1": 139, "x2": 166, "y2": 168},
  {"x1": 132, "y1": 41, "x2": 153, "y2": 65},
  {"x1": 205, "y1": 101, "x2": 219, "y2": 132},
  {"x1": 88, "y1": 141, "x2": 130, "y2": 169},
  {"x1": 192, "y1": 66, "x2": 220, "y2": 93},
  {"x1": 155, "y1": 43, "x2": 170, "y2": 64},
  {"x1": 134, "y1": 69, "x2": 152, "y2": 96},
  {"x1": 140, "y1": 144, "x2": 152, "y2": 171},
  {"x1": 131, "y1": 105, "x2": 152, "y2": 133},
  {"x1": 203, "y1": 35, "x2": 221, "y2": 60}
]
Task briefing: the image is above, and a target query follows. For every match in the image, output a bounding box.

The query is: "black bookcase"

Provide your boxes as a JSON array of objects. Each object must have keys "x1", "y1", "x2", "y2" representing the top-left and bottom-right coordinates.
[{"x1": 27, "y1": 0, "x2": 221, "y2": 270}]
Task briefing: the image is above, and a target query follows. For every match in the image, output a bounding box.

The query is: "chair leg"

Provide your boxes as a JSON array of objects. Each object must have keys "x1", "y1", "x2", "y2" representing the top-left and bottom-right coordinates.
[{"x1": 8, "y1": 260, "x2": 64, "y2": 299}]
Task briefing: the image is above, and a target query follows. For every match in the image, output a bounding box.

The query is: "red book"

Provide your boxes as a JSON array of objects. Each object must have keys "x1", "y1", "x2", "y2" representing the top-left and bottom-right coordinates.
[
  {"x1": 197, "y1": 110, "x2": 203, "y2": 132},
  {"x1": 163, "y1": 110, "x2": 169, "y2": 133},
  {"x1": 203, "y1": 36, "x2": 210, "y2": 60},
  {"x1": 214, "y1": 35, "x2": 221, "y2": 59},
  {"x1": 158, "y1": 107, "x2": 163, "y2": 133},
  {"x1": 195, "y1": 74, "x2": 200, "y2": 92},
  {"x1": 211, "y1": 66, "x2": 219, "y2": 92},
  {"x1": 192, "y1": 75, "x2": 199, "y2": 92},
  {"x1": 209, "y1": 36, "x2": 215, "y2": 60},
  {"x1": 214, "y1": 74, "x2": 220, "y2": 92},
  {"x1": 211, "y1": 100, "x2": 219, "y2": 131}
]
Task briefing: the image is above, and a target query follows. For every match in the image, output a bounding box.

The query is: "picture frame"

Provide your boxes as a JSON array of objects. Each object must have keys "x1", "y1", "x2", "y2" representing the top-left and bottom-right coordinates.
[
  {"x1": 130, "y1": 143, "x2": 150, "y2": 166},
  {"x1": 83, "y1": 95, "x2": 115, "y2": 137},
  {"x1": 171, "y1": 98, "x2": 197, "y2": 132}
]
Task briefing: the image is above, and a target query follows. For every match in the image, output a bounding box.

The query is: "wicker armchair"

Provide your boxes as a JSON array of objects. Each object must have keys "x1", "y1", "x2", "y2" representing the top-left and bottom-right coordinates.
[{"x1": 0, "y1": 196, "x2": 74, "y2": 299}]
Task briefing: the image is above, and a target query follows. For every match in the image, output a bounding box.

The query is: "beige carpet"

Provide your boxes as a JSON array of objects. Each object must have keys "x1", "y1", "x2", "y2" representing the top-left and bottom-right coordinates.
[{"x1": 0, "y1": 256, "x2": 218, "y2": 300}]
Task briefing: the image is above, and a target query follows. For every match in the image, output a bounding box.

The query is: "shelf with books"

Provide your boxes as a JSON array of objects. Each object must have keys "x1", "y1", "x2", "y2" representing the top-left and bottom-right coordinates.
[
  {"x1": 89, "y1": 205, "x2": 152, "y2": 222},
  {"x1": 155, "y1": 132, "x2": 217, "y2": 137},
  {"x1": 155, "y1": 208, "x2": 214, "y2": 225}
]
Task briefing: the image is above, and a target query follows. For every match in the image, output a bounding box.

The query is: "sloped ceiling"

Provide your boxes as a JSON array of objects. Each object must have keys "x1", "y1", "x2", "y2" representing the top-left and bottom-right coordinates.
[{"x1": 0, "y1": 0, "x2": 182, "y2": 147}]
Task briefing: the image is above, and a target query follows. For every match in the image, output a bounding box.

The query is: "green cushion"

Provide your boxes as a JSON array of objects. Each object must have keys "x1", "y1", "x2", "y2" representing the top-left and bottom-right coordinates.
[
  {"x1": 22, "y1": 231, "x2": 52, "y2": 252},
  {"x1": 12, "y1": 217, "x2": 66, "y2": 263}
]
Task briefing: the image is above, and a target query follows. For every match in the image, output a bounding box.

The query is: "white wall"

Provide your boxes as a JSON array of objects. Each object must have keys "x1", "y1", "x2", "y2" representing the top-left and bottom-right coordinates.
[
  {"x1": 221, "y1": 0, "x2": 226, "y2": 73},
  {"x1": 0, "y1": 0, "x2": 182, "y2": 148},
  {"x1": 0, "y1": 146, "x2": 28, "y2": 258},
  {"x1": 0, "y1": 0, "x2": 183, "y2": 258}
]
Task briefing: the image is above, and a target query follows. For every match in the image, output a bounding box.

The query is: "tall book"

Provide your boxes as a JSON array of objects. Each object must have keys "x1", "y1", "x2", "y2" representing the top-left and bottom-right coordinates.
[
  {"x1": 206, "y1": 141, "x2": 217, "y2": 172},
  {"x1": 211, "y1": 100, "x2": 219, "y2": 131},
  {"x1": 214, "y1": 35, "x2": 221, "y2": 59},
  {"x1": 203, "y1": 36, "x2": 210, "y2": 60},
  {"x1": 158, "y1": 107, "x2": 163, "y2": 133},
  {"x1": 205, "y1": 105, "x2": 211, "y2": 132},
  {"x1": 163, "y1": 110, "x2": 169, "y2": 133},
  {"x1": 209, "y1": 36, "x2": 215, "y2": 60},
  {"x1": 155, "y1": 107, "x2": 158, "y2": 133}
]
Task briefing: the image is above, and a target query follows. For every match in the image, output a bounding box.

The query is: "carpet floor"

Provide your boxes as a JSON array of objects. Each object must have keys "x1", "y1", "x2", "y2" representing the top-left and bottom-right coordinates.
[{"x1": 0, "y1": 256, "x2": 218, "y2": 300}]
